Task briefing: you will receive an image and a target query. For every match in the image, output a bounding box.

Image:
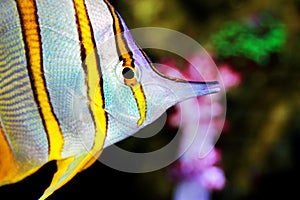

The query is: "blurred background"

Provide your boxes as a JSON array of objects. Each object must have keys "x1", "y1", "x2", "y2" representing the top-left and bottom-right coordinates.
[
  {"x1": 1, "y1": 0, "x2": 299, "y2": 199},
  {"x1": 106, "y1": 0, "x2": 300, "y2": 199}
]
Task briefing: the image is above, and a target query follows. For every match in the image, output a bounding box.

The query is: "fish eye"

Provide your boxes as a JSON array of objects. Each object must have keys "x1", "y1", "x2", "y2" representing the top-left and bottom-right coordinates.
[
  {"x1": 116, "y1": 62, "x2": 141, "y2": 86},
  {"x1": 122, "y1": 67, "x2": 135, "y2": 79}
]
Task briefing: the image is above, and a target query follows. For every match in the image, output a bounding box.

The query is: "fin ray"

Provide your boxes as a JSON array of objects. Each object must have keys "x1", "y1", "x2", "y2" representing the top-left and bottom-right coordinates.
[{"x1": 39, "y1": 152, "x2": 102, "y2": 200}]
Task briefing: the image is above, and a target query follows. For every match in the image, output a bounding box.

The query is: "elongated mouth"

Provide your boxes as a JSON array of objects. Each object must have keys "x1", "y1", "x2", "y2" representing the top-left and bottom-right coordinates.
[{"x1": 187, "y1": 80, "x2": 221, "y2": 95}]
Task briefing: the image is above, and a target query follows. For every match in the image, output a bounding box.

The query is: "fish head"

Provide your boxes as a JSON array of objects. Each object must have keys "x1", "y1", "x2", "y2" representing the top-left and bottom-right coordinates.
[{"x1": 97, "y1": 33, "x2": 220, "y2": 146}]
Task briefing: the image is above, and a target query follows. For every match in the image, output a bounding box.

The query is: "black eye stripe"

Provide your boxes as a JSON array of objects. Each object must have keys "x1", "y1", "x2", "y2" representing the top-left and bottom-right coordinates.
[{"x1": 122, "y1": 67, "x2": 135, "y2": 79}]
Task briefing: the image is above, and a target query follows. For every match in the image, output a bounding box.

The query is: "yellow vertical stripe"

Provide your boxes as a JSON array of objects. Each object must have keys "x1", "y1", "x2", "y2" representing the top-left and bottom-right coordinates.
[
  {"x1": 16, "y1": 0, "x2": 64, "y2": 160},
  {"x1": 73, "y1": 0, "x2": 107, "y2": 156},
  {"x1": 132, "y1": 84, "x2": 147, "y2": 126},
  {"x1": 15, "y1": 2, "x2": 108, "y2": 197},
  {"x1": 105, "y1": 0, "x2": 147, "y2": 126},
  {"x1": 104, "y1": 0, "x2": 133, "y2": 66}
]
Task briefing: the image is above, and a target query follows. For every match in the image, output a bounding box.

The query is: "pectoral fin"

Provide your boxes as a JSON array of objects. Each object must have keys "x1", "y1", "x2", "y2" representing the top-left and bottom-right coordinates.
[
  {"x1": 0, "y1": 124, "x2": 19, "y2": 185},
  {"x1": 39, "y1": 153, "x2": 100, "y2": 200},
  {"x1": 0, "y1": 123, "x2": 42, "y2": 186}
]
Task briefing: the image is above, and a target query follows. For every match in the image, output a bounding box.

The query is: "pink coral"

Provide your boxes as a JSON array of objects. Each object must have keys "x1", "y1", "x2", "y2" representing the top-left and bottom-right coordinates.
[
  {"x1": 219, "y1": 64, "x2": 242, "y2": 89},
  {"x1": 158, "y1": 52, "x2": 241, "y2": 198}
]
